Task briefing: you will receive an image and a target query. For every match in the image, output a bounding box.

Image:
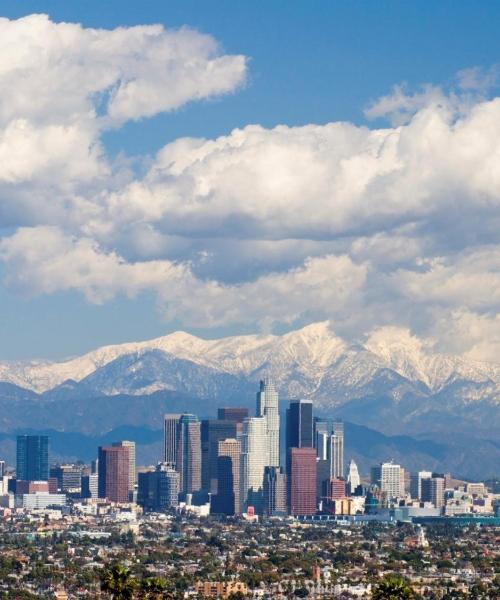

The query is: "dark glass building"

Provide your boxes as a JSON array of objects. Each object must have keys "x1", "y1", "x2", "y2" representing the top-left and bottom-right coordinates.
[
  {"x1": 16, "y1": 435, "x2": 49, "y2": 481},
  {"x1": 286, "y1": 400, "x2": 313, "y2": 450},
  {"x1": 137, "y1": 463, "x2": 180, "y2": 511},
  {"x1": 201, "y1": 419, "x2": 237, "y2": 493}
]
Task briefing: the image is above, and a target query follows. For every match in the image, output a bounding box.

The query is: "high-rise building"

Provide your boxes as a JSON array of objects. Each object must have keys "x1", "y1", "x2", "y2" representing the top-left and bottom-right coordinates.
[
  {"x1": 139, "y1": 463, "x2": 180, "y2": 511},
  {"x1": 286, "y1": 400, "x2": 313, "y2": 451},
  {"x1": 240, "y1": 417, "x2": 269, "y2": 511},
  {"x1": 371, "y1": 462, "x2": 403, "y2": 498},
  {"x1": 421, "y1": 476, "x2": 445, "y2": 509},
  {"x1": 410, "y1": 470, "x2": 433, "y2": 500},
  {"x1": 256, "y1": 378, "x2": 280, "y2": 467},
  {"x1": 214, "y1": 438, "x2": 241, "y2": 515},
  {"x1": 16, "y1": 435, "x2": 49, "y2": 481},
  {"x1": 325, "y1": 477, "x2": 346, "y2": 501},
  {"x1": 81, "y1": 473, "x2": 98, "y2": 499},
  {"x1": 329, "y1": 421, "x2": 344, "y2": 479},
  {"x1": 176, "y1": 414, "x2": 201, "y2": 495},
  {"x1": 314, "y1": 418, "x2": 330, "y2": 460},
  {"x1": 49, "y1": 465, "x2": 82, "y2": 493},
  {"x1": 112, "y1": 441, "x2": 136, "y2": 497},
  {"x1": 347, "y1": 459, "x2": 360, "y2": 495},
  {"x1": 316, "y1": 458, "x2": 331, "y2": 501},
  {"x1": 163, "y1": 414, "x2": 182, "y2": 465},
  {"x1": 0, "y1": 461, "x2": 5, "y2": 478},
  {"x1": 138, "y1": 463, "x2": 180, "y2": 512},
  {"x1": 263, "y1": 466, "x2": 287, "y2": 516},
  {"x1": 289, "y1": 447, "x2": 317, "y2": 516},
  {"x1": 97, "y1": 446, "x2": 130, "y2": 503},
  {"x1": 201, "y1": 419, "x2": 237, "y2": 493},
  {"x1": 217, "y1": 407, "x2": 249, "y2": 426}
]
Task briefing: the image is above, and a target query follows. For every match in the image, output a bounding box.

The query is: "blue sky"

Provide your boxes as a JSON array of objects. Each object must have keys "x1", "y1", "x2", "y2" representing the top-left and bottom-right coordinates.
[{"x1": 1, "y1": 1, "x2": 500, "y2": 360}]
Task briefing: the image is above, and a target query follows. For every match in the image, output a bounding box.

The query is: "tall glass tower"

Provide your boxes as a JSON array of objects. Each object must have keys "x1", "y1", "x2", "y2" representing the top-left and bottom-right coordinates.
[
  {"x1": 16, "y1": 435, "x2": 49, "y2": 481},
  {"x1": 256, "y1": 378, "x2": 280, "y2": 467}
]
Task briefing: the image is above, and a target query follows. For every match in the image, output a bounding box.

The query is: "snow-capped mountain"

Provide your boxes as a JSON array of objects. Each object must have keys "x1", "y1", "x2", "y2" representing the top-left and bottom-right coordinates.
[
  {"x1": 1, "y1": 322, "x2": 500, "y2": 415},
  {"x1": 0, "y1": 322, "x2": 498, "y2": 477}
]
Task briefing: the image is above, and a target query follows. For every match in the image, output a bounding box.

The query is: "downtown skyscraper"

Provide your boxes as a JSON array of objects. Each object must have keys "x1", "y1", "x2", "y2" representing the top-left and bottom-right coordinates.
[
  {"x1": 256, "y1": 378, "x2": 280, "y2": 467},
  {"x1": 176, "y1": 414, "x2": 202, "y2": 495},
  {"x1": 16, "y1": 435, "x2": 49, "y2": 481},
  {"x1": 240, "y1": 416, "x2": 269, "y2": 511}
]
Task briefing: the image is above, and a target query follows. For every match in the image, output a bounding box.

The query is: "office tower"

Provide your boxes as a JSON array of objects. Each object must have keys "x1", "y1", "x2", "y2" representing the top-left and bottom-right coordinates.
[
  {"x1": 176, "y1": 414, "x2": 201, "y2": 495},
  {"x1": 410, "y1": 470, "x2": 433, "y2": 500},
  {"x1": 263, "y1": 466, "x2": 287, "y2": 516},
  {"x1": 316, "y1": 459, "x2": 331, "y2": 502},
  {"x1": 112, "y1": 441, "x2": 136, "y2": 496},
  {"x1": 240, "y1": 417, "x2": 269, "y2": 511},
  {"x1": 217, "y1": 407, "x2": 249, "y2": 425},
  {"x1": 330, "y1": 421, "x2": 344, "y2": 478},
  {"x1": 137, "y1": 463, "x2": 180, "y2": 512},
  {"x1": 164, "y1": 414, "x2": 182, "y2": 465},
  {"x1": 16, "y1": 435, "x2": 49, "y2": 481},
  {"x1": 325, "y1": 477, "x2": 346, "y2": 501},
  {"x1": 49, "y1": 465, "x2": 82, "y2": 493},
  {"x1": 347, "y1": 459, "x2": 360, "y2": 495},
  {"x1": 289, "y1": 447, "x2": 317, "y2": 516},
  {"x1": 0, "y1": 461, "x2": 5, "y2": 478},
  {"x1": 81, "y1": 474, "x2": 98, "y2": 499},
  {"x1": 286, "y1": 400, "x2": 313, "y2": 451},
  {"x1": 421, "y1": 476, "x2": 445, "y2": 509},
  {"x1": 371, "y1": 462, "x2": 403, "y2": 498},
  {"x1": 97, "y1": 446, "x2": 130, "y2": 503},
  {"x1": 314, "y1": 418, "x2": 330, "y2": 459},
  {"x1": 215, "y1": 438, "x2": 241, "y2": 515},
  {"x1": 256, "y1": 378, "x2": 280, "y2": 467},
  {"x1": 201, "y1": 419, "x2": 237, "y2": 493}
]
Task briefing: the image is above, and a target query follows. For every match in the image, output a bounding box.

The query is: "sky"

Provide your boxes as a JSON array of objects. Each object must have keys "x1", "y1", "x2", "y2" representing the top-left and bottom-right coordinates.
[{"x1": 1, "y1": 1, "x2": 500, "y2": 360}]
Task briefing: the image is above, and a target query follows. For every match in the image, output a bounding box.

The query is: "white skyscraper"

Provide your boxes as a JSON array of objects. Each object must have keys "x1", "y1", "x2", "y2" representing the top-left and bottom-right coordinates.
[
  {"x1": 240, "y1": 416, "x2": 269, "y2": 510},
  {"x1": 256, "y1": 378, "x2": 280, "y2": 467},
  {"x1": 329, "y1": 421, "x2": 344, "y2": 478},
  {"x1": 347, "y1": 459, "x2": 360, "y2": 494},
  {"x1": 372, "y1": 462, "x2": 403, "y2": 498}
]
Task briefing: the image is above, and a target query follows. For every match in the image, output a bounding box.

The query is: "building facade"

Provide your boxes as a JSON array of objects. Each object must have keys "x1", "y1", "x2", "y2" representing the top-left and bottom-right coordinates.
[
  {"x1": 256, "y1": 378, "x2": 280, "y2": 468},
  {"x1": 16, "y1": 435, "x2": 49, "y2": 482},
  {"x1": 215, "y1": 438, "x2": 241, "y2": 515},
  {"x1": 176, "y1": 414, "x2": 202, "y2": 495},
  {"x1": 97, "y1": 446, "x2": 130, "y2": 503},
  {"x1": 240, "y1": 416, "x2": 269, "y2": 511},
  {"x1": 289, "y1": 447, "x2": 317, "y2": 516}
]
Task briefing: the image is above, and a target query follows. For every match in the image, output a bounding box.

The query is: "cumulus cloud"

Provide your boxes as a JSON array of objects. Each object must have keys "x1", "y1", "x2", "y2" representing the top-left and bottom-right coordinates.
[
  {"x1": 1, "y1": 12, "x2": 500, "y2": 362},
  {"x1": 0, "y1": 227, "x2": 367, "y2": 329},
  {"x1": 0, "y1": 14, "x2": 246, "y2": 228}
]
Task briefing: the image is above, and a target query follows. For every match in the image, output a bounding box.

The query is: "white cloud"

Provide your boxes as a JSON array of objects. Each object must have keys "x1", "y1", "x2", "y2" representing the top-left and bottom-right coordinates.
[
  {"x1": 0, "y1": 227, "x2": 367, "y2": 329},
  {"x1": 1, "y1": 15, "x2": 500, "y2": 362}
]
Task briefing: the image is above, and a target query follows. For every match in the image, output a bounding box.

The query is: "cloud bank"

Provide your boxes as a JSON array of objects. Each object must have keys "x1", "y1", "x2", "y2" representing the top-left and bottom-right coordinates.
[{"x1": 1, "y1": 14, "x2": 500, "y2": 362}]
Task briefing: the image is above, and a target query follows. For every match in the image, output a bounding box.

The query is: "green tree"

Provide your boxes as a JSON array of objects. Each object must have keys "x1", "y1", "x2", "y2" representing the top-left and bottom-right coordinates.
[
  {"x1": 372, "y1": 575, "x2": 417, "y2": 600},
  {"x1": 100, "y1": 564, "x2": 138, "y2": 600},
  {"x1": 140, "y1": 576, "x2": 170, "y2": 599}
]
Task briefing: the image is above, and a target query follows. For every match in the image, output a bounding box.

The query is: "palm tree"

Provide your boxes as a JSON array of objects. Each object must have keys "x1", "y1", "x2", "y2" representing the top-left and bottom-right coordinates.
[
  {"x1": 139, "y1": 576, "x2": 170, "y2": 599},
  {"x1": 100, "y1": 564, "x2": 138, "y2": 600},
  {"x1": 372, "y1": 575, "x2": 417, "y2": 599}
]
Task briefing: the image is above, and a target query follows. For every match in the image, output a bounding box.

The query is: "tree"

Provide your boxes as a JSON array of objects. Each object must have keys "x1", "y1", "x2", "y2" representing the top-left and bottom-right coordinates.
[
  {"x1": 140, "y1": 576, "x2": 170, "y2": 599},
  {"x1": 372, "y1": 575, "x2": 417, "y2": 600},
  {"x1": 100, "y1": 564, "x2": 138, "y2": 600}
]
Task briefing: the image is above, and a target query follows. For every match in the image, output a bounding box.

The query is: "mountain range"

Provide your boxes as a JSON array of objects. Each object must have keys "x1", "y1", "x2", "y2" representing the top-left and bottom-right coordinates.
[{"x1": 0, "y1": 322, "x2": 498, "y2": 478}]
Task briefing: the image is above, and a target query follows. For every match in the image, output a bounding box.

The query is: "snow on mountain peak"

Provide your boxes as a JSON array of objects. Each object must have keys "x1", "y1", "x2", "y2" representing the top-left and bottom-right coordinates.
[{"x1": 1, "y1": 321, "x2": 500, "y2": 397}]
